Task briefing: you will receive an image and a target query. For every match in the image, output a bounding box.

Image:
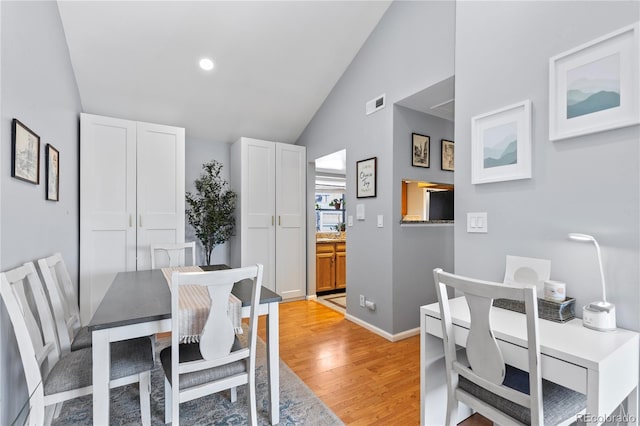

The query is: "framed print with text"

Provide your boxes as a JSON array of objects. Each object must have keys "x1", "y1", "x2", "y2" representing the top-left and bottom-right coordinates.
[{"x1": 356, "y1": 157, "x2": 377, "y2": 198}]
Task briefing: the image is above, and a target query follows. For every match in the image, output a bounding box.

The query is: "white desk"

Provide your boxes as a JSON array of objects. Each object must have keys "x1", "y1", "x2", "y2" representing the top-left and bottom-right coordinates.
[
  {"x1": 420, "y1": 297, "x2": 639, "y2": 426},
  {"x1": 88, "y1": 268, "x2": 281, "y2": 425}
]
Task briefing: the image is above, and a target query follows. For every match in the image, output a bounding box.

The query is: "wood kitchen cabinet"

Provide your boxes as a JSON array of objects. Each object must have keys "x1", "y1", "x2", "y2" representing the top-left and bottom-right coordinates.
[{"x1": 316, "y1": 241, "x2": 346, "y2": 292}]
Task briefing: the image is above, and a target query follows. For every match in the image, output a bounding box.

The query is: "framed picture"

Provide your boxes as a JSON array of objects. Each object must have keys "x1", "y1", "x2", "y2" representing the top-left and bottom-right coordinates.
[
  {"x1": 411, "y1": 133, "x2": 430, "y2": 168},
  {"x1": 46, "y1": 144, "x2": 60, "y2": 201},
  {"x1": 441, "y1": 139, "x2": 454, "y2": 171},
  {"x1": 356, "y1": 157, "x2": 377, "y2": 198},
  {"x1": 549, "y1": 22, "x2": 639, "y2": 141},
  {"x1": 471, "y1": 100, "x2": 532, "y2": 184},
  {"x1": 11, "y1": 119, "x2": 40, "y2": 184}
]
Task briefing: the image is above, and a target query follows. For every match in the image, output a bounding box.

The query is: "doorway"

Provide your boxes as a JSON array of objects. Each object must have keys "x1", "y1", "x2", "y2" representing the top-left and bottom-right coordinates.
[{"x1": 313, "y1": 149, "x2": 347, "y2": 314}]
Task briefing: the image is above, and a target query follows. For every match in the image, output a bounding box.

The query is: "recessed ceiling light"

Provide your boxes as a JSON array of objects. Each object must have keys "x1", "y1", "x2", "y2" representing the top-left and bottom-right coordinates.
[{"x1": 199, "y1": 58, "x2": 214, "y2": 71}]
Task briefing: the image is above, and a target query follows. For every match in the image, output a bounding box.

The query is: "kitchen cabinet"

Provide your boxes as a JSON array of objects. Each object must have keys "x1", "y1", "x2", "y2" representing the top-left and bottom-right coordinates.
[
  {"x1": 230, "y1": 137, "x2": 306, "y2": 299},
  {"x1": 79, "y1": 113, "x2": 185, "y2": 323},
  {"x1": 316, "y1": 241, "x2": 346, "y2": 292}
]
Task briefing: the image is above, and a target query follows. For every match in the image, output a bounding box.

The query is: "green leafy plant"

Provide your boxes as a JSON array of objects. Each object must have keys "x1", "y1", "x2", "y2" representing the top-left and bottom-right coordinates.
[
  {"x1": 329, "y1": 198, "x2": 341, "y2": 209},
  {"x1": 185, "y1": 160, "x2": 237, "y2": 265},
  {"x1": 333, "y1": 222, "x2": 346, "y2": 232}
]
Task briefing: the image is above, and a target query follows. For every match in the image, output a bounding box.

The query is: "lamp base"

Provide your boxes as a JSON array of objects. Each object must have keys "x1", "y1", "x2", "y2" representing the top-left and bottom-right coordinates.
[{"x1": 582, "y1": 302, "x2": 616, "y2": 332}]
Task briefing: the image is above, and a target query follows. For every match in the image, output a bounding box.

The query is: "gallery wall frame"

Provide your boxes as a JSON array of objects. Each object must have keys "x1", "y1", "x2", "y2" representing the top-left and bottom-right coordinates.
[
  {"x1": 356, "y1": 157, "x2": 377, "y2": 198},
  {"x1": 471, "y1": 100, "x2": 532, "y2": 184},
  {"x1": 46, "y1": 144, "x2": 59, "y2": 201},
  {"x1": 411, "y1": 133, "x2": 430, "y2": 168},
  {"x1": 441, "y1": 139, "x2": 454, "y2": 171},
  {"x1": 549, "y1": 21, "x2": 639, "y2": 141},
  {"x1": 11, "y1": 119, "x2": 40, "y2": 184}
]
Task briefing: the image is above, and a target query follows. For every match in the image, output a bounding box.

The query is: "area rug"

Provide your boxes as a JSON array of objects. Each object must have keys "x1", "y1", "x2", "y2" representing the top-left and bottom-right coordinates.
[{"x1": 52, "y1": 337, "x2": 343, "y2": 425}]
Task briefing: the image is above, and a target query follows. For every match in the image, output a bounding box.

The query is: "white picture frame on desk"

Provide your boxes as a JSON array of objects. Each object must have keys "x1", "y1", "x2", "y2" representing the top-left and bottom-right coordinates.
[{"x1": 549, "y1": 21, "x2": 640, "y2": 141}]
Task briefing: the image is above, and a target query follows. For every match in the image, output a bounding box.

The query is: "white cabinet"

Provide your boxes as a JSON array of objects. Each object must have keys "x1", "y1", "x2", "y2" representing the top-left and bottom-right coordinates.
[
  {"x1": 230, "y1": 137, "x2": 306, "y2": 299},
  {"x1": 80, "y1": 113, "x2": 185, "y2": 323}
]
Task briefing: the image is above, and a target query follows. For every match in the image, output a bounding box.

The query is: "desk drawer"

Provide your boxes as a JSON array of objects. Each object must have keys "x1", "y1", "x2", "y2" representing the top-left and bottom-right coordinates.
[{"x1": 424, "y1": 315, "x2": 587, "y2": 394}]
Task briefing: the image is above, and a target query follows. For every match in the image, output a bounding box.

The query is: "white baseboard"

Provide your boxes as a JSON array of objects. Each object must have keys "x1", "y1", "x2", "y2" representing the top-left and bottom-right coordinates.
[
  {"x1": 306, "y1": 294, "x2": 317, "y2": 301},
  {"x1": 344, "y1": 313, "x2": 420, "y2": 342}
]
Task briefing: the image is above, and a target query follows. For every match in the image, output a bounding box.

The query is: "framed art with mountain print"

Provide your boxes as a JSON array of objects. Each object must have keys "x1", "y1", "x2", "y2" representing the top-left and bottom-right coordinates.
[
  {"x1": 471, "y1": 100, "x2": 531, "y2": 184},
  {"x1": 549, "y1": 22, "x2": 639, "y2": 141}
]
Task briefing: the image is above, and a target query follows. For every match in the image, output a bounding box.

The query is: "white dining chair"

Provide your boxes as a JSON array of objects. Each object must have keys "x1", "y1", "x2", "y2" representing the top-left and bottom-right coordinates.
[
  {"x1": 150, "y1": 242, "x2": 197, "y2": 269},
  {"x1": 1, "y1": 262, "x2": 154, "y2": 426},
  {"x1": 161, "y1": 264, "x2": 263, "y2": 426},
  {"x1": 37, "y1": 253, "x2": 91, "y2": 353},
  {"x1": 433, "y1": 268, "x2": 586, "y2": 425}
]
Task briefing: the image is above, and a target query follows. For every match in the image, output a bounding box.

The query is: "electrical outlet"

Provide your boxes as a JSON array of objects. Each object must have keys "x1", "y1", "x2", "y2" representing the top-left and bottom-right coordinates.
[{"x1": 359, "y1": 295, "x2": 365, "y2": 307}]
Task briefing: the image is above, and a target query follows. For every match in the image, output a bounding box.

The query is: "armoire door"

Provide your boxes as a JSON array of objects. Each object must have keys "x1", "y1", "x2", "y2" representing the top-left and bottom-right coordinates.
[
  {"x1": 275, "y1": 143, "x2": 306, "y2": 299},
  {"x1": 135, "y1": 122, "x2": 185, "y2": 271},
  {"x1": 80, "y1": 114, "x2": 137, "y2": 323},
  {"x1": 241, "y1": 139, "x2": 277, "y2": 291}
]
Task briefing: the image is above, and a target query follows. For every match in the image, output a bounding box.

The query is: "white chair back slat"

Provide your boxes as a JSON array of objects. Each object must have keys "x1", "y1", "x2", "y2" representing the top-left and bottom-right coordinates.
[
  {"x1": 433, "y1": 268, "x2": 543, "y2": 426},
  {"x1": 151, "y1": 242, "x2": 196, "y2": 269},
  {"x1": 167, "y1": 264, "x2": 263, "y2": 425},
  {"x1": 0, "y1": 263, "x2": 61, "y2": 400},
  {"x1": 38, "y1": 254, "x2": 80, "y2": 353}
]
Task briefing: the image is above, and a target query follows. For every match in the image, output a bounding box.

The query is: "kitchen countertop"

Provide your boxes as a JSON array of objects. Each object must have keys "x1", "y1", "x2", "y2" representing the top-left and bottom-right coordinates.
[{"x1": 316, "y1": 238, "x2": 346, "y2": 243}]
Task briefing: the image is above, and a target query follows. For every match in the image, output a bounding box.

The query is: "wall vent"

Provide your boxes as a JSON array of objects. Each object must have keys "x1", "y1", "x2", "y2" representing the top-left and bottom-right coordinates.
[{"x1": 365, "y1": 93, "x2": 386, "y2": 115}]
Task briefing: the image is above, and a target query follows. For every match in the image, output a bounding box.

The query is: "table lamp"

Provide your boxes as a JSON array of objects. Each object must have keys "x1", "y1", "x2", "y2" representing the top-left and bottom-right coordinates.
[{"x1": 568, "y1": 233, "x2": 616, "y2": 331}]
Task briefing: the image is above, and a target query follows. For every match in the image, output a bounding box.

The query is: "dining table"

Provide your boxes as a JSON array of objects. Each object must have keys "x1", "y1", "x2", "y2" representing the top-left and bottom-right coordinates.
[{"x1": 88, "y1": 265, "x2": 282, "y2": 425}]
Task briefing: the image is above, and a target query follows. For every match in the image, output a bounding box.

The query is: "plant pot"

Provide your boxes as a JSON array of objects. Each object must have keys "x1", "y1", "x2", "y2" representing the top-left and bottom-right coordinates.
[{"x1": 333, "y1": 203, "x2": 341, "y2": 210}]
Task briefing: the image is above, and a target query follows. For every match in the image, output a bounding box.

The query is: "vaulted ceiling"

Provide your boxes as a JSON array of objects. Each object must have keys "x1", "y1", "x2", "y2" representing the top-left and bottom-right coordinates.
[{"x1": 57, "y1": 1, "x2": 391, "y2": 143}]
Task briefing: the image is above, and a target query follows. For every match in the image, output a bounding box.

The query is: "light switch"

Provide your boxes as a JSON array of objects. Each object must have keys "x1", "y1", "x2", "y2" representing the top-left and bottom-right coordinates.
[
  {"x1": 467, "y1": 212, "x2": 488, "y2": 233},
  {"x1": 377, "y1": 215, "x2": 384, "y2": 228},
  {"x1": 347, "y1": 215, "x2": 353, "y2": 227}
]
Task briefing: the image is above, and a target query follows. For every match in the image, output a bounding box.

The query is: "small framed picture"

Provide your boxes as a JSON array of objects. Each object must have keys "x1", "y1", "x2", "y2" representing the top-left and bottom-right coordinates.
[
  {"x1": 471, "y1": 100, "x2": 532, "y2": 184},
  {"x1": 356, "y1": 157, "x2": 377, "y2": 198},
  {"x1": 46, "y1": 144, "x2": 60, "y2": 201},
  {"x1": 549, "y1": 22, "x2": 639, "y2": 140},
  {"x1": 411, "y1": 133, "x2": 430, "y2": 168},
  {"x1": 11, "y1": 119, "x2": 40, "y2": 184},
  {"x1": 441, "y1": 140, "x2": 454, "y2": 171}
]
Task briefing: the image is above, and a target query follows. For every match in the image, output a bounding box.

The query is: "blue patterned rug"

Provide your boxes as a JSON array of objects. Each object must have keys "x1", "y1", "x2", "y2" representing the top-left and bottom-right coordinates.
[{"x1": 52, "y1": 337, "x2": 343, "y2": 425}]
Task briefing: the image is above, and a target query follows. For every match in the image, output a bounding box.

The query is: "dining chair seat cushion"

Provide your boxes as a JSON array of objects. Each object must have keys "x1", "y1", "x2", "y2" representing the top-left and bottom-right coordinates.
[
  {"x1": 458, "y1": 365, "x2": 586, "y2": 425},
  {"x1": 70, "y1": 325, "x2": 93, "y2": 351},
  {"x1": 160, "y1": 339, "x2": 247, "y2": 390},
  {"x1": 44, "y1": 337, "x2": 154, "y2": 395}
]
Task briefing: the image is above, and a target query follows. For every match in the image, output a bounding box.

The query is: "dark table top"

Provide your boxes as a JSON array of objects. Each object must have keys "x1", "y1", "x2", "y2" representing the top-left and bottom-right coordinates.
[{"x1": 88, "y1": 265, "x2": 281, "y2": 332}]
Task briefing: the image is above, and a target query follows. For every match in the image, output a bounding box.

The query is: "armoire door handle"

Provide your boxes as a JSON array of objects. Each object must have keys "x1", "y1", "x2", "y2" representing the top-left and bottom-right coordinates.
[
  {"x1": 279, "y1": 216, "x2": 281, "y2": 226},
  {"x1": 139, "y1": 214, "x2": 143, "y2": 228},
  {"x1": 129, "y1": 214, "x2": 133, "y2": 228}
]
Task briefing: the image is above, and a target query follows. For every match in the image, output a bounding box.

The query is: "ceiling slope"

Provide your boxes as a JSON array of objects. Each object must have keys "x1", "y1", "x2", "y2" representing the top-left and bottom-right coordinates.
[{"x1": 57, "y1": 1, "x2": 391, "y2": 143}]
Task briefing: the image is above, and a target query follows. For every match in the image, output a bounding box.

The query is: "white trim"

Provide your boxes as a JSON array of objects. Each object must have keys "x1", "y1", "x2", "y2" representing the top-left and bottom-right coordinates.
[
  {"x1": 306, "y1": 295, "x2": 318, "y2": 301},
  {"x1": 344, "y1": 313, "x2": 420, "y2": 342}
]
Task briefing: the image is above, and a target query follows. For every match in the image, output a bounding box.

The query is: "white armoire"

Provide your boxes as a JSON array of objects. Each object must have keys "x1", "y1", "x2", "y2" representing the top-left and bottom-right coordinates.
[
  {"x1": 79, "y1": 113, "x2": 185, "y2": 323},
  {"x1": 230, "y1": 137, "x2": 306, "y2": 300}
]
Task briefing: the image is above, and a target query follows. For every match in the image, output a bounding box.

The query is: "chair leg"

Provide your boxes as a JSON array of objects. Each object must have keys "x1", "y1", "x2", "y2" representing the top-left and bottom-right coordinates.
[
  {"x1": 53, "y1": 402, "x2": 63, "y2": 418},
  {"x1": 164, "y1": 376, "x2": 172, "y2": 424},
  {"x1": 230, "y1": 386, "x2": 237, "y2": 403},
  {"x1": 444, "y1": 395, "x2": 458, "y2": 426},
  {"x1": 140, "y1": 371, "x2": 151, "y2": 426},
  {"x1": 248, "y1": 376, "x2": 257, "y2": 426},
  {"x1": 172, "y1": 377, "x2": 180, "y2": 426}
]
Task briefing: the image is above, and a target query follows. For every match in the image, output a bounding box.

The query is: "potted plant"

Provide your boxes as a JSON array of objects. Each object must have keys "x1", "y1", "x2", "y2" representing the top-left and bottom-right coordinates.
[
  {"x1": 333, "y1": 222, "x2": 346, "y2": 232},
  {"x1": 329, "y1": 198, "x2": 341, "y2": 210},
  {"x1": 185, "y1": 160, "x2": 237, "y2": 265}
]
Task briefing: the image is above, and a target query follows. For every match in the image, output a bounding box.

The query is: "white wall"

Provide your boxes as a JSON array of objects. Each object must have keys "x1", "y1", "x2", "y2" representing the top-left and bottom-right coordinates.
[
  {"x1": 0, "y1": 2, "x2": 82, "y2": 424},
  {"x1": 297, "y1": 1, "x2": 455, "y2": 334},
  {"x1": 392, "y1": 106, "x2": 455, "y2": 333},
  {"x1": 454, "y1": 1, "x2": 640, "y2": 330}
]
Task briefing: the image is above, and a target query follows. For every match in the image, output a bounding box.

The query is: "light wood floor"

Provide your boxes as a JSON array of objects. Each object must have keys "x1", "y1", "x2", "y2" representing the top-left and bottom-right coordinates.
[{"x1": 257, "y1": 300, "x2": 492, "y2": 426}]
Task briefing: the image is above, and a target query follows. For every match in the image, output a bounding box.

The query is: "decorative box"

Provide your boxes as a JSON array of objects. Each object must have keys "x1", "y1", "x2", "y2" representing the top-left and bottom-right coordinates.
[{"x1": 493, "y1": 296, "x2": 576, "y2": 323}]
